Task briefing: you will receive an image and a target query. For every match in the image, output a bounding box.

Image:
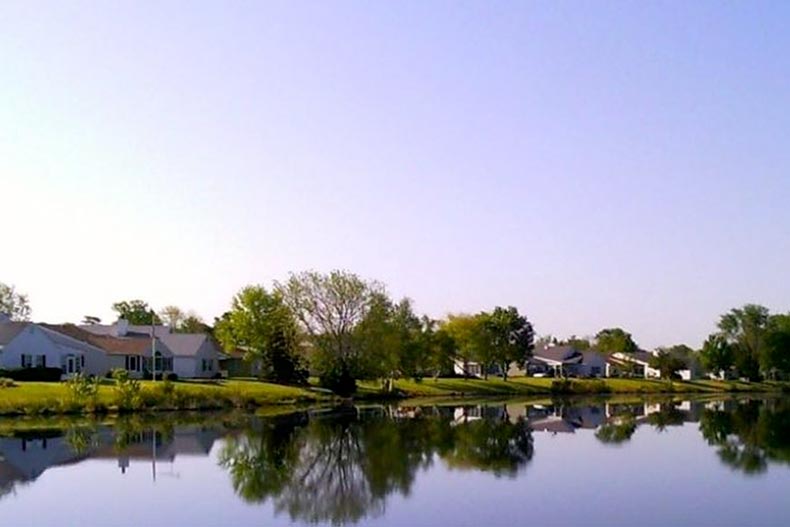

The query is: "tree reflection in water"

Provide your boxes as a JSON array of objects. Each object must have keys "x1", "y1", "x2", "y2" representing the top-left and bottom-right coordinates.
[
  {"x1": 699, "y1": 398, "x2": 790, "y2": 475},
  {"x1": 218, "y1": 406, "x2": 533, "y2": 524}
]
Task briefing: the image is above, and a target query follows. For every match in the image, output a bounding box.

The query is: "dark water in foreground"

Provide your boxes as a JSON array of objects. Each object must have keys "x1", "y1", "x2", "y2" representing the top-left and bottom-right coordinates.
[{"x1": 0, "y1": 397, "x2": 788, "y2": 526}]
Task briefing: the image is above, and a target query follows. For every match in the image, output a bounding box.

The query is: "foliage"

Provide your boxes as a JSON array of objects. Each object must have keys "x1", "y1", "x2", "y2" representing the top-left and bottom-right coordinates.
[
  {"x1": 179, "y1": 313, "x2": 210, "y2": 333},
  {"x1": 558, "y1": 335, "x2": 591, "y2": 350},
  {"x1": 158, "y1": 305, "x2": 185, "y2": 328},
  {"x1": 700, "y1": 334, "x2": 736, "y2": 376},
  {"x1": 111, "y1": 300, "x2": 161, "y2": 325},
  {"x1": 482, "y1": 306, "x2": 534, "y2": 380},
  {"x1": 595, "y1": 417, "x2": 637, "y2": 444},
  {"x1": 0, "y1": 378, "x2": 16, "y2": 388},
  {"x1": 0, "y1": 281, "x2": 31, "y2": 321},
  {"x1": 111, "y1": 368, "x2": 142, "y2": 410},
  {"x1": 763, "y1": 314, "x2": 790, "y2": 379},
  {"x1": 65, "y1": 373, "x2": 99, "y2": 403},
  {"x1": 278, "y1": 270, "x2": 384, "y2": 395},
  {"x1": 215, "y1": 285, "x2": 308, "y2": 385},
  {"x1": 648, "y1": 350, "x2": 687, "y2": 379},
  {"x1": 595, "y1": 328, "x2": 638, "y2": 354}
]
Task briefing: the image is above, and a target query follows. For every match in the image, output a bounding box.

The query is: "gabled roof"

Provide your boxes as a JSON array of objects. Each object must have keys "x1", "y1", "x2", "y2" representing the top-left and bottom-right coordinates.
[
  {"x1": 45, "y1": 324, "x2": 172, "y2": 357},
  {"x1": 533, "y1": 346, "x2": 583, "y2": 364},
  {"x1": 0, "y1": 322, "x2": 28, "y2": 345},
  {"x1": 157, "y1": 333, "x2": 214, "y2": 357},
  {"x1": 612, "y1": 350, "x2": 654, "y2": 364}
]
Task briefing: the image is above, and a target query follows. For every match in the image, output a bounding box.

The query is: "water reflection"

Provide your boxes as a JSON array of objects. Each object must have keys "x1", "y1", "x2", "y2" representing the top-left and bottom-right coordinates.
[
  {"x1": 0, "y1": 397, "x2": 788, "y2": 524},
  {"x1": 218, "y1": 407, "x2": 534, "y2": 524}
]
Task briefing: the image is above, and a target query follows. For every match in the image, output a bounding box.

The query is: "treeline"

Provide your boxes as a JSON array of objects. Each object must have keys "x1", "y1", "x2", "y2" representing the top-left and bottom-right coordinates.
[{"x1": 212, "y1": 271, "x2": 535, "y2": 395}]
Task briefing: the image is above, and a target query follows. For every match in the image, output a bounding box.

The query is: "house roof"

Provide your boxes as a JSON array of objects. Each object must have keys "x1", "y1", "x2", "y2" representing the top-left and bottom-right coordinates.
[
  {"x1": 533, "y1": 346, "x2": 583, "y2": 364},
  {"x1": 78, "y1": 323, "x2": 171, "y2": 338},
  {"x1": 44, "y1": 324, "x2": 172, "y2": 357},
  {"x1": 157, "y1": 333, "x2": 214, "y2": 357},
  {"x1": 0, "y1": 322, "x2": 28, "y2": 345}
]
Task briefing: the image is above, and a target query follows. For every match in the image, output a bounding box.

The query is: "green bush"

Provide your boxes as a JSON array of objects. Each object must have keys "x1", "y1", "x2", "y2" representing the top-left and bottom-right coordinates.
[
  {"x1": 0, "y1": 367, "x2": 63, "y2": 382},
  {"x1": 0, "y1": 377, "x2": 16, "y2": 388},
  {"x1": 112, "y1": 369, "x2": 142, "y2": 410}
]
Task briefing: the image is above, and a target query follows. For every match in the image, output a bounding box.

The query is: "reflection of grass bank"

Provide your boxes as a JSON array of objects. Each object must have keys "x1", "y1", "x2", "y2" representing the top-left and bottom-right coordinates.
[{"x1": 0, "y1": 377, "x2": 786, "y2": 416}]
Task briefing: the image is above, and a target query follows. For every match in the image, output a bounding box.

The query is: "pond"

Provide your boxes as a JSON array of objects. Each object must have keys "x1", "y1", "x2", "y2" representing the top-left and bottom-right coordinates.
[{"x1": 0, "y1": 396, "x2": 788, "y2": 526}]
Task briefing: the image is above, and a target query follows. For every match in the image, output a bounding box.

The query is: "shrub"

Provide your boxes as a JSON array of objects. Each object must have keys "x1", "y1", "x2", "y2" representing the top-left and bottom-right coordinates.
[
  {"x1": 164, "y1": 372, "x2": 178, "y2": 381},
  {"x1": 112, "y1": 369, "x2": 142, "y2": 410},
  {"x1": 0, "y1": 377, "x2": 16, "y2": 388},
  {"x1": 0, "y1": 367, "x2": 63, "y2": 382},
  {"x1": 66, "y1": 373, "x2": 99, "y2": 402}
]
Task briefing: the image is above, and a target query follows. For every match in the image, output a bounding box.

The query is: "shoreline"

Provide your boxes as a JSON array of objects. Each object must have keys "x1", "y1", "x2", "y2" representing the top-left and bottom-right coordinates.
[{"x1": 0, "y1": 377, "x2": 787, "y2": 417}]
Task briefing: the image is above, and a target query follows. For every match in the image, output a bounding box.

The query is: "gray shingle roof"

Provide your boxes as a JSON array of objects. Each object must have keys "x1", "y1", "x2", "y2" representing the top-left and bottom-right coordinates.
[{"x1": 0, "y1": 322, "x2": 28, "y2": 345}]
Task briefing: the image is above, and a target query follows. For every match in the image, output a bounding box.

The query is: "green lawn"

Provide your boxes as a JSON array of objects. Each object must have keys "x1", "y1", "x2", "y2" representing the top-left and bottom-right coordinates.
[
  {"x1": 0, "y1": 376, "x2": 785, "y2": 415},
  {"x1": 0, "y1": 379, "x2": 327, "y2": 415}
]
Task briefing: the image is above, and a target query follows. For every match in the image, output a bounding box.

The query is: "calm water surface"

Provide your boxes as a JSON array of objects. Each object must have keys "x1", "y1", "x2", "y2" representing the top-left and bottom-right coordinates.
[{"x1": 1, "y1": 397, "x2": 788, "y2": 526}]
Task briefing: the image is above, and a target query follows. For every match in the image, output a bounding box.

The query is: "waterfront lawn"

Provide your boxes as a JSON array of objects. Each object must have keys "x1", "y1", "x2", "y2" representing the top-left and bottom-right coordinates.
[{"x1": 0, "y1": 379, "x2": 326, "y2": 415}]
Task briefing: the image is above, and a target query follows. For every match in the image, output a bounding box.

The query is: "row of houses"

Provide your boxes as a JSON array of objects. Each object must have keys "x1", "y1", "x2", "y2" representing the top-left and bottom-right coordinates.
[
  {"x1": 0, "y1": 314, "x2": 235, "y2": 380},
  {"x1": 455, "y1": 345, "x2": 701, "y2": 380}
]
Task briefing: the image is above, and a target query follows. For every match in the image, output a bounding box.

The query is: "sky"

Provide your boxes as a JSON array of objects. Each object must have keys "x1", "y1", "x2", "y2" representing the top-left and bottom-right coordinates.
[{"x1": 1, "y1": 1, "x2": 789, "y2": 349}]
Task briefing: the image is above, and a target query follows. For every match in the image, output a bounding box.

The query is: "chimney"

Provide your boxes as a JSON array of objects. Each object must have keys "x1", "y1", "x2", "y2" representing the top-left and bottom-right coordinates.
[{"x1": 116, "y1": 319, "x2": 129, "y2": 337}]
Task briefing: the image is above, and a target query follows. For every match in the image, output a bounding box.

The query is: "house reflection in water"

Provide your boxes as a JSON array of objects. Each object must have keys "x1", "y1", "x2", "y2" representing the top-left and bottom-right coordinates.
[{"x1": 0, "y1": 425, "x2": 222, "y2": 497}]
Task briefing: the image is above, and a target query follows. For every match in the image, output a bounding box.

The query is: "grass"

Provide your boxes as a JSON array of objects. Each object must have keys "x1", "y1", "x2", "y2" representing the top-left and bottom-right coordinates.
[
  {"x1": 0, "y1": 376, "x2": 786, "y2": 416},
  {"x1": 0, "y1": 379, "x2": 328, "y2": 416}
]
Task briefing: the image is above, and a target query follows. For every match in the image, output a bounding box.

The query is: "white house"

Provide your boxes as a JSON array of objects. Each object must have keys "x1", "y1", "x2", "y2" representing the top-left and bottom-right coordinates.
[
  {"x1": 157, "y1": 333, "x2": 221, "y2": 379},
  {"x1": 0, "y1": 321, "x2": 107, "y2": 378},
  {"x1": 530, "y1": 346, "x2": 608, "y2": 378},
  {"x1": 80, "y1": 321, "x2": 219, "y2": 378}
]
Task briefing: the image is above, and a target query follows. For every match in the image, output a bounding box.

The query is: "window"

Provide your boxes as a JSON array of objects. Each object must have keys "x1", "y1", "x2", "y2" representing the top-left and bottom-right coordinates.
[
  {"x1": 35, "y1": 355, "x2": 46, "y2": 368},
  {"x1": 81, "y1": 356, "x2": 85, "y2": 368},
  {"x1": 21, "y1": 354, "x2": 33, "y2": 368},
  {"x1": 591, "y1": 366, "x2": 601, "y2": 375},
  {"x1": 126, "y1": 355, "x2": 140, "y2": 372}
]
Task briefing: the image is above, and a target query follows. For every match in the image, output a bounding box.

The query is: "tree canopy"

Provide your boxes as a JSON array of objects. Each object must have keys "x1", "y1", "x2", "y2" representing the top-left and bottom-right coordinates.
[
  {"x1": 111, "y1": 300, "x2": 161, "y2": 325},
  {"x1": 595, "y1": 328, "x2": 638, "y2": 354},
  {"x1": 0, "y1": 282, "x2": 31, "y2": 321}
]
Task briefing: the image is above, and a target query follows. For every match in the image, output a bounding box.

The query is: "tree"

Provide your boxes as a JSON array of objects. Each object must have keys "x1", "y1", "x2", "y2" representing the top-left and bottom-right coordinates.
[
  {"x1": 700, "y1": 334, "x2": 736, "y2": 377},
  {"x1": 442, "y1": 314, "x2": 485, "y2": 378},
  {"x1": 717, "y1": 304, "x2": 770, "y2": 380},
  {"x1": 0, "y1": 282, "x2": 31, "y2": 321},
  {"x1": 158, "y1": 305, "x2": 185, "y2": 329},
  {"x1": 179, "y1": 313, "x2": 210, "y2": 333},
  {"x1": 81, "y1": 315, "x2": 101, "y2": 325},
  {"x1": 595, "y1": 328, "x2": 638, "y2": 354},
  {"x1": 482, "y1": 306, "x2": 534, "y2": 381},
  {"x1": 111, "y1": 300, "x2": 161, "y2": 325},
  {"x1": 214, "y1": 285, "x2": 307, "y2": 384},
  {"x1": 648, "y1": 350, "x2": 687, "y2": 380},
  {"x1": 764, "y1": 314, "x2": 790, "y2": 379},
  {"x1": 278, "y1": 270, "x2": 384, "y2": 395},
  {"x1": 559, "y1": 336, "x2": 591, "y2": 350}
]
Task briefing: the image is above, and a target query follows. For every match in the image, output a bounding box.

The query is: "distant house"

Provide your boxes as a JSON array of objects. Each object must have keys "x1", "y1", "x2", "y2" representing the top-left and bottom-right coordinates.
[
  {"x1": 58, "y1": 322, "x2": 174, "y2": 378},
  {"x1": 608, "y1": 351, "x2": 660, "y2": 378},
  {"x1": 453, "y1": 358, "x2": 484, "y2": 378},
  {"x1": 219, "y1": 348, "x2": 262, "y2": 378},
  {"x1": 80, "y1": 320, "x2": 219, "y2": 378},
  {"x1": 530, "y1": 346, "x2": 608, "y2": 378},
  {"x1": 0, "y1": 320, "x2": 108, "y2": 378}
]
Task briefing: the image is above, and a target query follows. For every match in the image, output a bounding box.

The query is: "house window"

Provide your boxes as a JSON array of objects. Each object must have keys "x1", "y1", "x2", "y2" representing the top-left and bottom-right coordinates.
[
  {"x1": 21, "y1": 354, "x2": 33, "y2": 368},
  {"x1": 35, "y1": 355, "x2": 46, "y2": 368},
  {"x1": 591, "y1": 366, "x2": 601, "y2": 375},
  {"x1": 126, "y1": 355, "x2": 140, "y2": 372}
]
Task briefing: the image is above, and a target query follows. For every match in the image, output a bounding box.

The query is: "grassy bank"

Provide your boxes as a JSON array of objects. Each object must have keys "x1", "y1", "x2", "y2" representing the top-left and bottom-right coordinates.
[
  {"x1": 361, "y1": 377, "x2": 789, "y2": 397},
  {"x1": 0, "y1": 379, "x2": 328, "y2": 416},
  {"x1": 0, "y1": 377, "x2": 787, "y2": 416}
]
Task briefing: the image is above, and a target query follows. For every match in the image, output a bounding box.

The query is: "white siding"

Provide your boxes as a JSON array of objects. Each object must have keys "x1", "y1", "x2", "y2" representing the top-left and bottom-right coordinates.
[{"x1": 0, "y1": 325, "x2": 83, "y2": 375}]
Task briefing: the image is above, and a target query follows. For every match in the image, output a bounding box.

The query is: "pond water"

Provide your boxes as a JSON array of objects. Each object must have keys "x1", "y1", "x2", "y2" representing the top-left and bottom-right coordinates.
[{"x1": 0, "y1": 396, "x2": 788, "y2": 526}]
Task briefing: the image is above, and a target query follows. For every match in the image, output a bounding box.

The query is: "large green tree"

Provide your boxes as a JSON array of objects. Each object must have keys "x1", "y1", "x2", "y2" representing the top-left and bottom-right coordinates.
[
  {"x1": 716, "y1": 304, "x2": 771, "y2": 380},
  {"x1": 482, "y1": 306, "x2": 534, "y2": 381},
  {"x1": 700, "y1": 334, "x2": 736, "y2": 377},
  {"x1": 595, "y1": 328, "x2": 638, "y2": 354},
  {"x1": 215, "y1": 285, "x2": 307, "y2": 384},
  {"x1": 648, "y1": 350, "x2": 687, "y2": 379},
  {"x1": 0, "y1": 282, "x2": 31, "y2": 321},
  {"x1": 764, "y1": 314, "x2": 790, "y2": 379},
  {"x1": 111, "y1": 300, "x2": 161, "y2": 325},
  {"x1": 278, "y1": 270, "x2": 384, "y2": 395}
]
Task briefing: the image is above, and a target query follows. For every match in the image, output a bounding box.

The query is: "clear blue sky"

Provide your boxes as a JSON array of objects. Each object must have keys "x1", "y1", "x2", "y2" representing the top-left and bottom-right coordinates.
[{"x1": 2, "y1": 1, "x2": 788, "y2": 348}]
